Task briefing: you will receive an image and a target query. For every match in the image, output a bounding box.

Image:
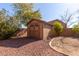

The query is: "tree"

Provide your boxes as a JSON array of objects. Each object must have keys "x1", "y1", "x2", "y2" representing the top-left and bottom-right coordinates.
[
  {"x1": 7, "y1": 16, "x2": 19, "y2": 28},
  {"x1": 53, "y1": 21, "x2": 64, "y2": 36},
  {"x1": 12, "y1": 3, "x2": 42, "y2": 26},
  {"x1": 0, "y1": 9, "x2": 18, "y2": 39},
  {"x1": 0, "y1": 21, "x2": 18, "y2": 39},
  {"x1": 0, "y1": 9, "x2": 7, "y2": 22},
  {"x1": 61, "y1": 9, "x2": 79, "y2": 27},
  {"x1": 72, "y1": 23, "x2": 79, "y2": 34}
]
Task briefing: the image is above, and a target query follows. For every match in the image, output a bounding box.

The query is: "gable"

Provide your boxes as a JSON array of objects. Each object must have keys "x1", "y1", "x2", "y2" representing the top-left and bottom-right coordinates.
[
  {"x1": 27, "y1": 19, "x2": 41, "y2": 25},
  {"x1": 48, "y1": 20, "x2": 64, "y2": 24},
  {"x1": 27, "y1": 19, "x2": 52, "y2": 28},
  {"x1": 27, "y1": 20, "x2": 42, "y2": 29},
  {"x1": 48, "y1": 19, "x2": 66, "y2": 28}
]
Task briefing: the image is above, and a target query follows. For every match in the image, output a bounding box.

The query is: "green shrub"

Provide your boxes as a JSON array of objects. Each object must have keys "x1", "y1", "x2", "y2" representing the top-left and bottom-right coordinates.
[
  {"x1": 0, "y1": 21, "x2": 18, "y2": 39},
  {"x1": 72, "y1": 24, "x2": 79, "y2": 34},
  {"x1": 53, "y1": 21, "x2": 64, "y2": 36}
]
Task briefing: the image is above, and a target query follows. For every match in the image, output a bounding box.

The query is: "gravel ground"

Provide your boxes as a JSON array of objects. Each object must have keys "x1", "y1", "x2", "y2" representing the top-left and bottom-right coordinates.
[
  {"x1": 0, "y1": 37, "x2": 65, "y2": 56},
  {"x1": 49, "y1": 37, "x2": 79, "y2": 56}
]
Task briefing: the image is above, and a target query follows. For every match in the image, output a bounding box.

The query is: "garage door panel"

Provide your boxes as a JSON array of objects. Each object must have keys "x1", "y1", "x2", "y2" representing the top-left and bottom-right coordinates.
[{"x1": 28, "y1": 22, "x2": 42, "y2": 40}]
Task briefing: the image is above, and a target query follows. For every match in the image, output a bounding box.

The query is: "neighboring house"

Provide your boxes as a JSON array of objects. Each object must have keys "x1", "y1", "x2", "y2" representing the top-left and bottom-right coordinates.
[
  {"x1": 27, "y1": 19, "x2": 52, "y2": 40},
  {"x1": 48, "y1": 19, "x2": 66, "y2": 28}
]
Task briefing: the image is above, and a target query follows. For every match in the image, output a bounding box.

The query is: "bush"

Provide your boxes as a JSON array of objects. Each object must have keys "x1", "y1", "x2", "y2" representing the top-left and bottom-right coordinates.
[
  {"x1": 72, "y1": 25, "x2": 79, "y2": 34},
  {"x1": 0, "y1": 21, "x2": 18, "y2": 39},
  {"x1": 53, "y1": 21, "x2": 64, "y2": 36}
]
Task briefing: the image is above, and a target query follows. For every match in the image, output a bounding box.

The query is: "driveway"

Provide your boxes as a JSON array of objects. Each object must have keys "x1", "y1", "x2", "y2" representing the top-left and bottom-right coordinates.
[{"x1": 49, "y1": 37, "x2": 79, "y2": 56}]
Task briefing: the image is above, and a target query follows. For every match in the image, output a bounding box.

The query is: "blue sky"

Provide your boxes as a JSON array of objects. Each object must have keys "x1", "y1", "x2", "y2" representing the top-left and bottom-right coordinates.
[
  {"x1": 0, "y1": 3, "x2": 79, "y2": 21},
  {"x1": 34, "y1": 3, "x2": 79, "y2": 21},
  {"x1": 0, "y1": 3, "x2": 79, "y2": 27},
  {"x1": 0, "y1": 3, "x2": 13, "y2": 15}
]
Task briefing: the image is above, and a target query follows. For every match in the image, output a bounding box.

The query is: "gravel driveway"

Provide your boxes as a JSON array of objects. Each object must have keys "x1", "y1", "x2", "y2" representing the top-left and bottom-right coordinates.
[{"x1": 0, "y1": 37, "x2": 65, "y2": 56}]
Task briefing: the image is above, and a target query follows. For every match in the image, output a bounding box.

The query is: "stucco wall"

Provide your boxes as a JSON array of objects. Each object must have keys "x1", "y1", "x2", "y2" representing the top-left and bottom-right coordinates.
[
  {"x1": 60, "y1": 28, "x2": 73, "y2": 37},
  {"x1": 61, "y1": 28, "x2": 79, "y2": 37},
  {"x1": 49, "y1": 28, "x2": 79, "y2": 38},
  {"x1": 43, "y1": 28, "x2": 51, "y2": 40},
  {"x1": 43, "y1": 24, "x2": 52, "y2": 40}
]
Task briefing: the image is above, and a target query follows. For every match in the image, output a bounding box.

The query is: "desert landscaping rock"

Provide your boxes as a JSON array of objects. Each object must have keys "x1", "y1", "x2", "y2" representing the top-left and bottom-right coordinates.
[
  {"x1": 49, "y1": 37, "x2": 79, "y2": 56},
  {"x1": 0, "y1": 37, "x2": 65, "y2": 56}
]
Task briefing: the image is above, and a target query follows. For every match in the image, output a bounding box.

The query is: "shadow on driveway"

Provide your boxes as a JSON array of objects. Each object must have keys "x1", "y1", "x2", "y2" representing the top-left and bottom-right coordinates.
[{"x1": 0, "y1": 37, "x2": 40, "y2": 48}]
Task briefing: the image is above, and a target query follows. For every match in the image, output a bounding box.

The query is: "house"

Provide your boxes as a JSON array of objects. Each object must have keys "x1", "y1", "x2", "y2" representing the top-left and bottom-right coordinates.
[
  {"x1": 48, "y1": 19, "x2": 66, "y2": 28},
  {"x1": 27, "y1": 19, "x2": 52, "y2": 40},
  {"x1": 15, "y1": 18, "x2": 79, "y2": 39},
  {"x1": 27, "y1": 19, "x2": 67, "y2": 40}
]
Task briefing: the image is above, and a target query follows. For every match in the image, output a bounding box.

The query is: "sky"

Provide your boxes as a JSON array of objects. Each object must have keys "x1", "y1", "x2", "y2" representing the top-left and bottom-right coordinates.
[
  {"x1": 34, "y1": 4, "x2": 79, "y2": 20},
  {"x1": 0, "y1": 3, "x2": 79, "y2": 27}
]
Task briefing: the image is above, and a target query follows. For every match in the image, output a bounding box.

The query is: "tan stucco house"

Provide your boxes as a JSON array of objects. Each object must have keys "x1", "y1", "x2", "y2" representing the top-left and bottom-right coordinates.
[
  {"x1": 15, "y1": 19, "x2": 79, "y2": 39},
  {"x1": 27, "y1": 19, "x2": 66, "y2": 40},
  {"x1": 27, "y1": 19, "x2": 52, "y2": 40}
]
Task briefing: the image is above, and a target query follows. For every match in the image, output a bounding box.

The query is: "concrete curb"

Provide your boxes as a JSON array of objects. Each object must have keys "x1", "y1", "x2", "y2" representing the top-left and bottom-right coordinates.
[{"x1": 49, "y1": 39, "x2": 68, "y2": 56}]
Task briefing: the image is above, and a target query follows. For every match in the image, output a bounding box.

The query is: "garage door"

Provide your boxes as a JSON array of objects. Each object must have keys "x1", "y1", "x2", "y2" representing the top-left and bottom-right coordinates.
[{"x1": 28, "y1": 24, "x2": 41, "y2": 39}]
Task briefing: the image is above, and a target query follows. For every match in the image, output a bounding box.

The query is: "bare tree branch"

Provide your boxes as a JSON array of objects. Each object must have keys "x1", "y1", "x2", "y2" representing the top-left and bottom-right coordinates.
[{"x1": 61, "y1": 9, "x2": 79, "y2": 27}]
